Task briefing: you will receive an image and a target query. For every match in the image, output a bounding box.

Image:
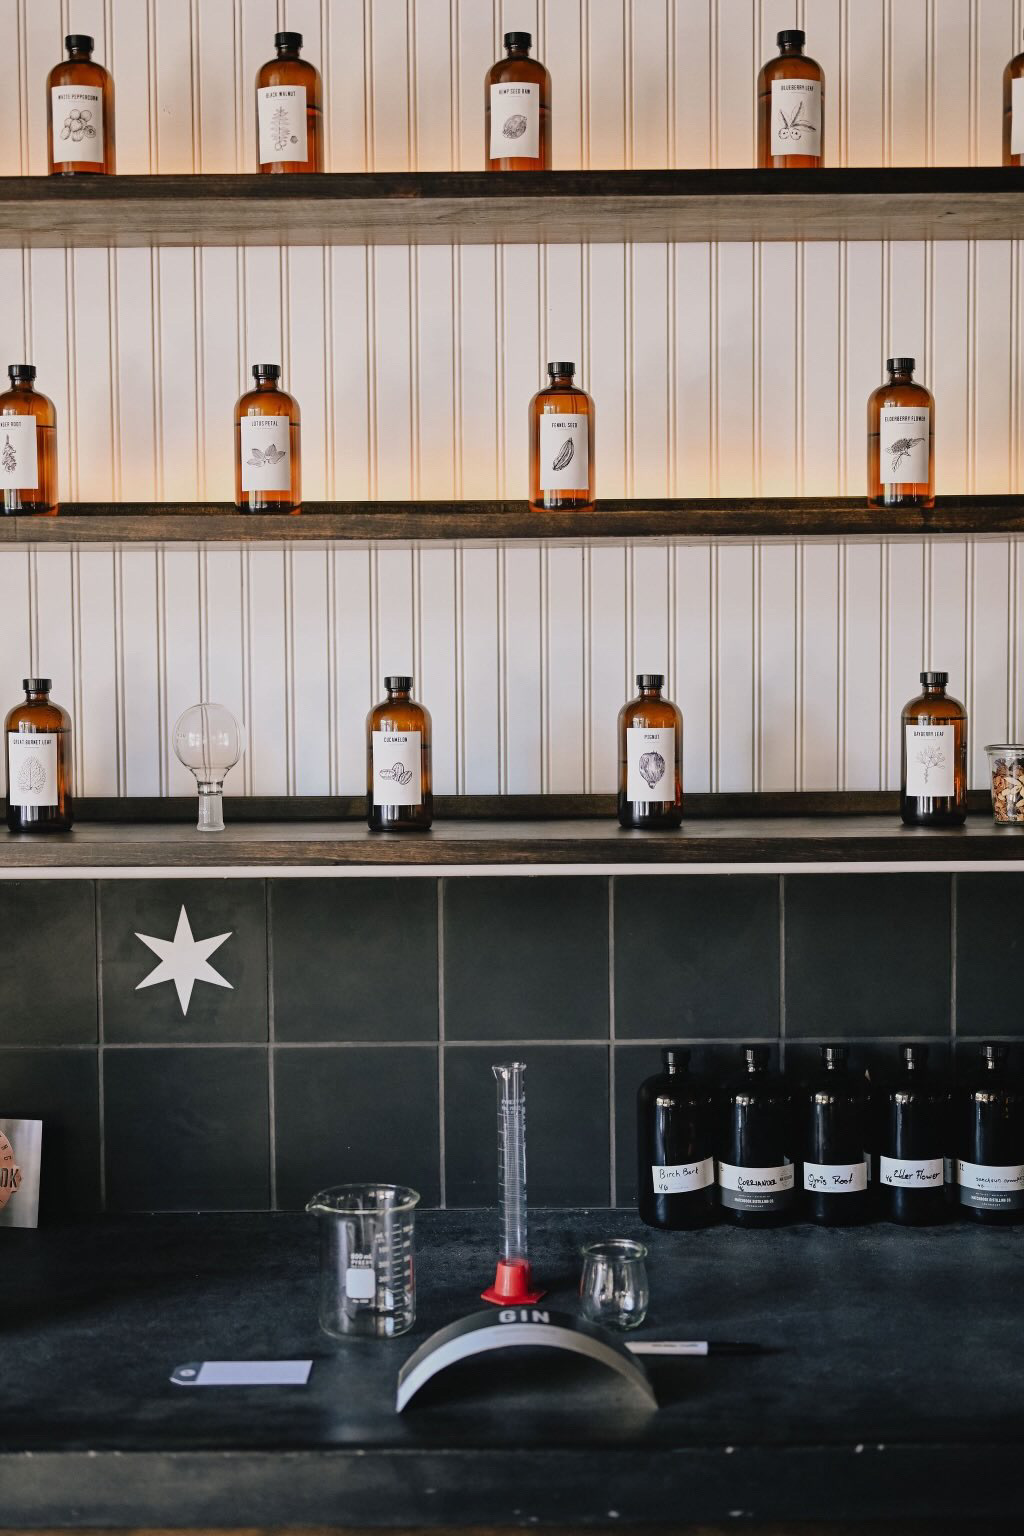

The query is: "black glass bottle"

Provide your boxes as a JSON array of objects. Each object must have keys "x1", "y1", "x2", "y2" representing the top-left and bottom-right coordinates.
[
  {"x1": 800, "y1": 1044, "x2": 870, "y2": 1226},
  {"x1": 955, "y1": 1042, "x2": 1024, "y2": 1225},
  {"x1": 718, "y1": 1045, "x2": 795, "y2": 1228},
  {"x1": 637, "y1": 1048, "x2": 716, "y2": 1231},
  {"x1": 875, "y1": 1043, "x2": 948, "y2": 1225}
]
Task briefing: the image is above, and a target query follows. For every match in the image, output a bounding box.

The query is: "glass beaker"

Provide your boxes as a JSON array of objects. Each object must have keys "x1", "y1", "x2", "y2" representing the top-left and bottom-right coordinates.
[
  {"x1": 306, "y1": 1183, "x2": 420, "y2": 1339},
  {"x1": 578, "y1": 1238, "x2": 649, "y2": 1330}
]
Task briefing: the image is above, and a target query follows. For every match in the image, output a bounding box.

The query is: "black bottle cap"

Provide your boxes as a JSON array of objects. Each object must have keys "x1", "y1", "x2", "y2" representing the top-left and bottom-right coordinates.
[
  {"x1": 901, "y1": 1042, "x2": 929, "y2": 1069},
  {"x1": 547, "y1": 361, "x2": 575, "y2": 377},
  {"x1": 275, "y1": 31, "x2": 303, "y2": 50},
  {"x1": 981, "y1": 1041, "x2": 1009, "y2": 1065},
  {"x1": 744, "y1": 1045, "x2": 770, "y2": 1071},
  {"x1": 385, "y1": 675, "x2": 413, "y2": 691},
  {"x1": 252, "y1": 363, "x2": 281, "y2": 380},
  {"x1": 920, "y1": 670, "x2": 948, "y2": 686},
  {"x1": 821, "y1": 1043, "x2": 849, "y2": 1068},
  {"x1": 23, "y1": 677, "x2": 51, "y2": 692},
  {"x1": 8, "y1": 364, "x2": 35, "y2": 381},
  {"x1": 65, "y1": 34, "x2": 94, "y2": 53},
  {"x1": 505, "y1": 31, "x2": 532, "y2": 49},
  {"x1": 777, "y1": 29, "x2": 805, "y2": 47},
  {"x1": 662, "y1": 1047, "x2": 690, "y2": 1073},
  {"x1": 636, "y1": 673, "x2": 664, "y2": 689},
  {"x1": 887, "y1": 356, "x2": 916, "y2": 373}
]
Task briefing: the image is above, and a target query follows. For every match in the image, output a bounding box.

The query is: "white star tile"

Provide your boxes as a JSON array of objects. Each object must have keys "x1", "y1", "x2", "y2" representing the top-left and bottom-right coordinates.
[{"x1": 135, "y1": 905, "x2": 233, "y2": 1017}]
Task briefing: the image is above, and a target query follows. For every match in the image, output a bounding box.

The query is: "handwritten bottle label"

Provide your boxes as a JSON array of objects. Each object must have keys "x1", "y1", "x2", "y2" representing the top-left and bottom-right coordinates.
[
  {"x1": 626, "y1": 726, "x2": 676, "y2": 803},
  {"x1": 539, "y1": 413, "x2": 589, "y2": 492},
  {"x1": 879, "y1": 1155, "x2": 944, "y2": 1188},
  {"x1": 489, "y1": 81, "x2": 540, "y2": 160},
  {"x1": 904, "y1": 723, "x2": 954, "y2": 798},
  {"x1": 956, "y1": 1159, "x2": 1024, "y2": 1211},
  {"x1": 803, "y1": 1159, "x2": 868, "y2": 1194},
  {"x1": 880, "y1": 406, "x2": 929, "y2": 485},
  {"x1": 651, "y1": 1157, "x2": 713, "y2": 1195},
  {"x1": 1013, "y1": 77, "x2": 1024, "y2": 155},
  {"x1": 372, "y1": 729, "x2": 422, "y2": 807},
  {"x1": 0, "y1": 413, "x2": 38, "y2": 490},
  {"x1": 770, "y1": 79, "x2": 821, "y2": 156},
  {"x1": 240, "y1": 414, "x2": 291, "y2": 493},
  {"x1": 718, "y1": 1160, "x2": 795, "y2": 1212},
  {"x1": 7, "y1": 732, "x2": 59, "y2": 808},
  {"x1": 51, "y1": 85, "x2": 104, "y2": 164},
  {"x1": 257, "y1": 86, "x2": 308, "y2": 163}
]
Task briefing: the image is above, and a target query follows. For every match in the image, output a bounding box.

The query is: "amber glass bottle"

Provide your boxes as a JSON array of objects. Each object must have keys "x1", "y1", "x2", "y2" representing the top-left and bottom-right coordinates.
[
  {"x1": 0, "y1": 367, "x2": 58, "y2": 516},
  {"x1": 485, "y1": 32, "x2": 551, "y2": 170},
  {"x1": 256, "y1": 32, "x2": 323, "y2": 174},
  {"x1": 617, "y1": 674, "x2": 683, "y2": 829},
  {"x1": 366, "y1": 677, "x2": 433, "y2": 831},
  {"x1": 234, "y1": 365, "x2": 301, "y2": 512},
  {"x1": 1003, "y1": 32, "x2": 1024, "y2": 165},
  {"x1": 900, "y1": 671, "x2": 967, "y2": 827},
  {"x1": 5, "y1": 678, "x2": 73, "y2": 833},
  {"x1": 529, "y1": 363, "x2": 595, "y2": 511},
  {"x1": 756, "y1": 30, "x2": 824, "y2": 168},
  {"x1": 867, "y1": 357, "x2": 935, "y2": 508},
  {"x1": 47, "y1": 35, "x2": 115, "y2": 176}
]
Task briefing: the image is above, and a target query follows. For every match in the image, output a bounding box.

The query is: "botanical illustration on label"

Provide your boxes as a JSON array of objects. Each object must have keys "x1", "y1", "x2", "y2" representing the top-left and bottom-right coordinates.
[
  {"x1": 879, "y1": 1155, "x2": 944, "y2": 1188},
  {"x1": 904, "y1": 723, "x2": 954, "y2": 798},
  {"x1": 257, "y1": 85, "x2": 308, "y2": 163},
  {"x1": 626, "y1": 726, "x2": 675, "y2": 803},
  {"x1": 0, "y1": 1131, "x2": 21, "y2": 1213},
  {"x1": 652, "y1": 1157, "x2": 713, "y2": 1195},
  {"x1": 880, "y1": 407, "x2": 929, "y2": 484},
  {"x1": 803, "y1": 1159, "x2": 868, "y2": 1194},
  {"x1": 0, "y1": 413, "x2": 38, "y2": 490},
  {"x1": 539, "y1": 413, "x2": 589, "y2": 492},
  {"x1": 240, "y1": 414, "x2": 291, "y2": 493},
  {"x1": 770, "y1": 79, "x2": 821, "y2": 155},
  {"x1": 1013, "y1": 77, "x2": 1024, "y2": 155},
  {"x1": 489, "y1": 82, "x2": 540, "y2": 159},
  {"x1": 51, "y1": 85, "x2": 104, "y2": 163},
  {"x1": 956, "y1": 1159, "x2": 1024, "y2": 1210},
  {"x1": 7, "y1": 731, "x2": 58, "y2": 808},
  {"x1": 718, "y1": 1160, "x2": 795, "y2": 1211},
  {"x1": 372, "y1": 729, "x2": 422, "y2": 806}
]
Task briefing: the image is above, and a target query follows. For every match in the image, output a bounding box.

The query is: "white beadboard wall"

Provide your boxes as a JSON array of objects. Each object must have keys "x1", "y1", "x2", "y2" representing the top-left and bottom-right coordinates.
[{"x1": 0, "y1": 0, "x2": 1022, "y2": 801}]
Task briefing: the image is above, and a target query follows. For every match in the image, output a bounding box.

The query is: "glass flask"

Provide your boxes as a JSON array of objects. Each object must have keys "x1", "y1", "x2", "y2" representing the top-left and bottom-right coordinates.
[
  {"x1": 529, "y1": 362, "x2": 595, "y2": 511},
  {"x1": 578, "y1": 1239, "x2": 649, "y2": 1331},
  {"x1": 0, "y1": 366, "x2": 58, "y2": 516},
  {"x1": 306, "y1": 1184, "x2": 420, "y2": 1339},
  {"x1": 256, "y1": 31, "x2": 323, "y2": 173},
  {"x1": 47, "y1": 34, "x2": 115, "y2": 176},
  {"x1": 867, "y1": 358, "x2": 935, "y2": 509},
  {"x1": 172, "y1": 703, "x2": 246, "y2": 832},
  {"x1": 5, "y1": 678, "x2": 73, "y2": 834},
  {"x1": 484, "y1": 31, "x2": 551, "y2": 170},
  {"x1": 366, "y1": 675, "x2": 433, "y2": 831},
  {"x1": 899, "y1": 671, "x2": 967, "y2": 827},
  {"x1": 617, "y1": 673, "x2": 683, "y2": 829},
  {"x1": 756, "y1": 29, "x2": 824, "y2": 168},
  {"x1": 234, "y1": 364, "x2": 302, "y2": 512}
]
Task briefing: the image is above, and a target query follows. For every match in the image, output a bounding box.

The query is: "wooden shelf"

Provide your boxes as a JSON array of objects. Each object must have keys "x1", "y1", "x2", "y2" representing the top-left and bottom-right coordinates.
[
  {"x1": 0, "y1": 169, "x2": 1021, "y2": 249},
  {"x1": 2, "y1": 495, "x2": 1021, "y2": 544}
]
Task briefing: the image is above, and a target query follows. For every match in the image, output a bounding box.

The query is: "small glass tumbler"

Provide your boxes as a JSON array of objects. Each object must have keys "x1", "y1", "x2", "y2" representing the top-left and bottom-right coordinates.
[
  {"x1": 578, "y1": 1238, "x2": 649, "y2": 1330},
  {"x1": 985, "y1": 744, "x2": 1024, "y2": 825},
  {"x1": 306, "y1": 1183, "x2": 420, "y2": 1339}
]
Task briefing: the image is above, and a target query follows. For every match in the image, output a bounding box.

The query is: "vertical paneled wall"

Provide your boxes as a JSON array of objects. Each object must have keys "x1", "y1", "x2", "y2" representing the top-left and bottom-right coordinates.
[{"x1": 0, "y1": 0, "x2": 1021, "y2": 798}]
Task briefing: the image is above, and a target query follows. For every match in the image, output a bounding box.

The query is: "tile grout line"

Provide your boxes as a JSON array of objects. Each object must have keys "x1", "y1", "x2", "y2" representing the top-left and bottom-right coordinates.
[
  {"x1": 95, "y1": 881, "x2": 106, "y2": 1212},
  {"x1": 778, "y1": 874, "x2": 786, "y2": 1072},
  {"x1": 607, "y1": 876, "x2": 616, "y2": 1207},
  {"x1": 437, "y1": 877, "x2": 446, "y2": 1209},
  {"x1": 266, "y1": 879, "x2": 277, "y2": 1210}
]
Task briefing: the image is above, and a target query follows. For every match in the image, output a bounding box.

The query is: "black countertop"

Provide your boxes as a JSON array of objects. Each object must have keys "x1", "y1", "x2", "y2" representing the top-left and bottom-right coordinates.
[{"x1": 1, "y1": 1209, "x2": 1022, "y2": 1529}]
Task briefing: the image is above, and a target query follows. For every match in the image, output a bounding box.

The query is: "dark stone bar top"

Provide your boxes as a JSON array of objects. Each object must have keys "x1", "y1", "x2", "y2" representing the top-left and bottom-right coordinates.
[{"x1": 1, "y1": 1209, "x2": 1022, "y2": 1529}]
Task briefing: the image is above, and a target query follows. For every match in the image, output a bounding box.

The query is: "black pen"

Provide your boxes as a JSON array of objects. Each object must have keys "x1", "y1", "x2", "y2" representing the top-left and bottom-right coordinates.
[{"x1": 625, "y1": 1340, "x2": 773, "y2": 1357}]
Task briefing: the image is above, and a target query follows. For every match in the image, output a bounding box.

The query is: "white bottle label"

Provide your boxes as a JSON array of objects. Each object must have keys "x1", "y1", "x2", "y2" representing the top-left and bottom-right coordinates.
[
  {"x1": 257, "y1": 86, "x2": 308, "y2": 163},
  {"x1": 0, "y1": 414, "x2": 38, "y2": 490},
  {"x1": 957, "y1": 1159, "x2": 1024, "y2": 1211},
  {"x1": 770, "y1": 79, "x2": 821, "y2": 156},
  {"x1": 539, "y1": 413, "x2": 589, "y2": 492},
  {"x1": 651, "y1": 1157, "x2": 713, "y2": 1195},
  {"x1": 345, "y1": 1254, "x2": 375, "y2": 1302},
  {"x1": 372, "y1": 729, "x2": 422, "y2": 807},
  {"x1": 240, "y1": 414, "x2": 292, "y2": 493},
  {"x1": 879, "y1": 1155, "x2": 944, "y2": 1188},
  {"x1": 1012, "y1": 77, "x2": 1024, "y2": 155},
  {"x1": 626, "y1": 726, "x2": 675, "y2": 803},
  {"x1": 7, "y1": 732, "x2": 59, "y2": 808},
  {"x1": 880, "y1": 407, "x2": 929, "y2": 485},
  {"x1": 904, "y1": 723, "x2": 954, "y2": 797},
  {"x1": 803, "y1": 1159, "x2": 868, "y2": 1194},
  {"x1": 718, "y1": 1160, "x2": 795, "y2": 1212},
  {"x1": 51, "y1": 85, "x2": 104, "y2": 164},
  {"x1": 489, "y1": 81, "x2": 540, "y2": 160}
]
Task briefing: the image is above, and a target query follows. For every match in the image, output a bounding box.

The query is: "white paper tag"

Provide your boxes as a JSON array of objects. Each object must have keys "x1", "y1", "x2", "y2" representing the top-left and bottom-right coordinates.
[
  {"x1": 240, "y1": 414, "x2": 291, "y2": 492},
  {"x1": 345, "y1": 1257, "x2": 376, "y2": 1301},
  {"x1": 539, "y1": 413, "x2": 589, "y2": 491},
  {"x1": 879, "y1": 1155, "x2": 944, "y2": 1188},
  {"x1": 880, "y1": 407, "x2": 929, "y2": 485},
  {"x1": 372, "y1": 729, "x2": 422, "y2": 806},
  {"x1": 257, "y1": 85, "x2": 308, "y2": 163},
  {"x1": 770, "y1": 79, "x2": 821, "y2": 156},
  {"x1": 1012, "y1": 77, "x2": 1024, "y2": 155},
  {"x1": 0, "y1": 413, "x2": 38, "y2": 490},
  {"x1": 904, "y1": 723, "x2": 954, "y2": 797},
  {"x1": 52, "y1": 85, "x2": 104, "y2": 163},
  {"x1": 626, "y1": 726, "x2": 675, "y2": 802},
  {"x1": 626, "y1": 1340, "x2": 709, "y2": 1356},
  {"x1": 172, "y1": 1360, "x2": 313, "y2": 1387},
  {"x1": 803, "y1": 1159, "x2": 868, "y2": 1194},
  {"x1": 7, "y1": 732, "x2": 58, "y2": 808},
  {"x1": 718, "y1": 1160, "x2": 794, "y2": 1212},
  {"x1": 489, "y1": 82, "x2": 540, "y2": 159},
  {"x1": 652, "y1": 1157, "x2": 713, "y2": 1195}
]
